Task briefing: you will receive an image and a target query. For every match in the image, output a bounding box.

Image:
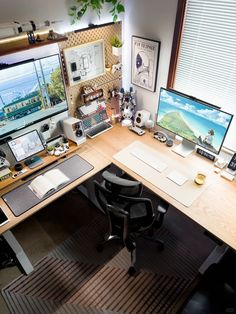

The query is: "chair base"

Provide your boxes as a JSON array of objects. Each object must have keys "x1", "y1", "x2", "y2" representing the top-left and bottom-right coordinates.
[
  {"x1": 142, "y1": 235, "x2": 164, "y2": 251},
  {"x1": 128, "y1": 266, "x2": 136, "y2": 276}
]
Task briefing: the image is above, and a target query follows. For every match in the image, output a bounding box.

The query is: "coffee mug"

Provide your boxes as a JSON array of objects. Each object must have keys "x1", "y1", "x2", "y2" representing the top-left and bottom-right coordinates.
[{"x1": 194, "y1": 172, "x2": 206, "y2": 185}]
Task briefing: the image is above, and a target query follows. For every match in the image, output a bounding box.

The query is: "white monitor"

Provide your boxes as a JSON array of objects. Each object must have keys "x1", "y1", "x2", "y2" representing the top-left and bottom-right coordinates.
[{"x1": 7, "y1": 129, "x2": 44, "y2": 163}]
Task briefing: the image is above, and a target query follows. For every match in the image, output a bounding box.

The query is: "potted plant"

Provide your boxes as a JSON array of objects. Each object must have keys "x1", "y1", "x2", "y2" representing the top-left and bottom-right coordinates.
[
  {"x1": 110, "y1": 34, "x2": 123, "y2": 56},
  {"x1": 62, "y1": 136, "x2": 69, "y2": 151},
  {"x1": 69, "y1": 0, "x2": 125, "y2": 24},
  {"x1": 46, "y1": 145, "x2": 54, "y2": 156}
]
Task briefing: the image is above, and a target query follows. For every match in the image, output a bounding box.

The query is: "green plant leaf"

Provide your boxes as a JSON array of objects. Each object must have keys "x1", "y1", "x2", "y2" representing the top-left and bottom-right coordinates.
[
  {"x1": 69, "y1": 0, "x2": 124, "y2": 23},
  {"x1": 116, "y1": 3, "x2": 124, "y2": 13},
  {"x1": 113, "y1": 14, "x2": 118, "y2": 22}
]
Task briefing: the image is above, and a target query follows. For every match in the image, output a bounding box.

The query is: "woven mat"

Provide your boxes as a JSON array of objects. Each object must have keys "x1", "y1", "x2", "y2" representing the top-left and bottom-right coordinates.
[{"x1": 2, "y1": 212, "x2": 203, "y2": 313}]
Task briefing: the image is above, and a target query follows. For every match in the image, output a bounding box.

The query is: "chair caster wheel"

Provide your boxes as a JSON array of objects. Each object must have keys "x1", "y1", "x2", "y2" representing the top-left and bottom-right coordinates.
[
  {"x1": 96, "y1": 244, "x2": 103, "y2": 252},
  {"x1": 128, "y1": 266, "x2": 136, "y2": 276}
]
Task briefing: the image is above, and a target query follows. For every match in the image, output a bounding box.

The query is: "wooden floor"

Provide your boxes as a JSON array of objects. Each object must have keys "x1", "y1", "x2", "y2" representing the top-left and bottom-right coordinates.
[{"x1": 0, "y1": 187, "x2": 215, "y2": 313}]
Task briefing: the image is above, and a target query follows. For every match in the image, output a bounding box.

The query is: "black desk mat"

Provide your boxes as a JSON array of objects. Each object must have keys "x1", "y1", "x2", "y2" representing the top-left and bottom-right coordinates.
[{"x1": 3, "y1": 155, "x2": 94, "y2": 217}]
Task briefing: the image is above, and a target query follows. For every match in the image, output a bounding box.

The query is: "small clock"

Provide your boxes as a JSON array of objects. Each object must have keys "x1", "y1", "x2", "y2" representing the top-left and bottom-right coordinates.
[
  {"x1": 196, "y1": 148, "x2": 216, "y2": 161},
  {"x1": 227, "y1": 153, "x2": 236, "y2": 171}
]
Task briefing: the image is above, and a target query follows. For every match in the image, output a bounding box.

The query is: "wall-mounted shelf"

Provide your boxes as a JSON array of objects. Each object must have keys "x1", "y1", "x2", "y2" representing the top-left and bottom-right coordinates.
[{"x1": 0, "y1": 33, "x2": 67, "y2": 57}]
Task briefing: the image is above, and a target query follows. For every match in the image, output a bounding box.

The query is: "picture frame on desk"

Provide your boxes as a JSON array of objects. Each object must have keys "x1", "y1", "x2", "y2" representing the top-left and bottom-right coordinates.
[
  {"x1": 63, "y1": 39, "x2": 106, "y2": 86},
  {"x1": 131, "y1": 36, "x2": 161, "y2": 92}
]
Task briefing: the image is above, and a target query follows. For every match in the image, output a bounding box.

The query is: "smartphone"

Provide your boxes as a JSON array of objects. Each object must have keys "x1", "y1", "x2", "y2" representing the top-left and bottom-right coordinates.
[{"x1": 0, "y1": 208, "x2": 9, "y2": 226}]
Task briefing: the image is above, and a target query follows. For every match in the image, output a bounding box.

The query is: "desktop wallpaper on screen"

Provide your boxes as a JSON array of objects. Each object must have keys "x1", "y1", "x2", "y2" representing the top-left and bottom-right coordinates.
[
  {"x1": 0, "y1": 54, "x2": 67, "y2": 138},
  {"x1": 157, "y1": 88, "x2": 233, "y2": 154}
]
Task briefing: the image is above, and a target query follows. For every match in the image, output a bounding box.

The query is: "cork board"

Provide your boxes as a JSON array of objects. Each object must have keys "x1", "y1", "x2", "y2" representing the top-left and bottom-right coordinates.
[{"x1": 58, "y1": 22, "x2": 122, "y2": 117}]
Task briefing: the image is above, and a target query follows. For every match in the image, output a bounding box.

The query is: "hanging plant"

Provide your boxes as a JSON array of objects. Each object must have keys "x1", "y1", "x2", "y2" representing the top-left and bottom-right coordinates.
[{"x1": 69, "y1": 0, "x2": 125, "y2": 24}]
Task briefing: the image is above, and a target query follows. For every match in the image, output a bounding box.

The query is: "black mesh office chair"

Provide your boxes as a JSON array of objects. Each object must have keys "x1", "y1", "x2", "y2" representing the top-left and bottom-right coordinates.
[{"x1": 93, "y1": 170, "x2": 168, "y2": 275}]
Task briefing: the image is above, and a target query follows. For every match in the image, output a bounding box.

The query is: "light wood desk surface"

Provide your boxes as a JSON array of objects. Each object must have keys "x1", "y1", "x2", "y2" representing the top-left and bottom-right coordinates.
[{"x1": 1, "y1": 124, "x2": 236, "y2": 251}]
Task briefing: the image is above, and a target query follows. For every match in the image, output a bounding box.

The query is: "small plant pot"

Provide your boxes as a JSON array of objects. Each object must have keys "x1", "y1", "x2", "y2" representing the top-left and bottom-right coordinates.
[
  {"x1": 112, "y1": 46, "x2": 122, "y2": 57},
  {"x1": 47, "y1": 149, "x2": 54, "y2": 156},
  {"x1": 47, "y1": 146, "x2": 54, "y2": 156}
]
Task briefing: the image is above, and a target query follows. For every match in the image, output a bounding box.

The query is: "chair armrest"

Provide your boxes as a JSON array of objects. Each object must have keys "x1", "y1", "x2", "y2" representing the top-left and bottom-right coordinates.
[{"x1": 106, "y1": 204, "x2": 128, "y2": 217}]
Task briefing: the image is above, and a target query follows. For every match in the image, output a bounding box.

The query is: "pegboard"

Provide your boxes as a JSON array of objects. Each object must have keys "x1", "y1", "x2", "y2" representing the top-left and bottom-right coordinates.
[{"x1": 58, "y1": 22, "x2": 122, "y2": 117}]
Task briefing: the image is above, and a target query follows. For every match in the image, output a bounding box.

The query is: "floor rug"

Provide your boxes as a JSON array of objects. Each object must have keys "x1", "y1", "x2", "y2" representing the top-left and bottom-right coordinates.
[{"x1": 2, "y1": 211, "x2": 204, "y2": 314}]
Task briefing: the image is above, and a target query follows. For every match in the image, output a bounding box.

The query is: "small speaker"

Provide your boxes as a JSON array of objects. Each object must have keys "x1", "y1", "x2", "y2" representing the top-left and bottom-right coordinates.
[
  {"x1": 62, "y1": 117, "x2": 86, "y2": 145},
  {"x1": 134, "y1": 110, "x2": 151, "y2": 128}
]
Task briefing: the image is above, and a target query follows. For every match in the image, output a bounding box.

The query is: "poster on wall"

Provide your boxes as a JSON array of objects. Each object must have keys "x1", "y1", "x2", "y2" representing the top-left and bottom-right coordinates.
[
  {"x1": 131, "y1": 36, "x2": 161, "y2": 92},
  {"x1": 63, "y1": 39, "x2": 105, "y2": 86}
]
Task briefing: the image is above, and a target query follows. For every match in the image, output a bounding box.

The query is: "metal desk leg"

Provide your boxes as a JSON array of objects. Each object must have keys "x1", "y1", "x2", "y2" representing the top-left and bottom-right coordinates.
[{"x1": 2, "y1": 230, "x2": 34, "y2": 275}]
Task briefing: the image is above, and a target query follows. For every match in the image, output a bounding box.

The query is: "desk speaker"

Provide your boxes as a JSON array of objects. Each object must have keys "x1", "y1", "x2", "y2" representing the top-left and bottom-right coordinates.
[
  {"x1": 134, "y1": 110, "x2": 151, "y2": 128},
  {"x1": 62, "y1": 117, "x2": 86, "y2": 145}
]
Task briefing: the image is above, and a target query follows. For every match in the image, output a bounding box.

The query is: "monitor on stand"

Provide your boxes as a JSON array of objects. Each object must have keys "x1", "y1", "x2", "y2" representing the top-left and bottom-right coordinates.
[
  {"x1": 156, "y1": 88, "x2": 233, "y2": 157},
  {"x1": 7, "y1": 129, "x2": 45, "y2": 168}
]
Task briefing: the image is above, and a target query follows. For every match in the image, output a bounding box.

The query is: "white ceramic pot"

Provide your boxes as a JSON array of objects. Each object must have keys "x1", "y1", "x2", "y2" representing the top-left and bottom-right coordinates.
[{"x1": 112, "y1": 46, "x2": 122, "y2": 57}]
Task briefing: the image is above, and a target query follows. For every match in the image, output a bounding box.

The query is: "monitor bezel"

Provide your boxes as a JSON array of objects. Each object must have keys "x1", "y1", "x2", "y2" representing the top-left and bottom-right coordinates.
[
  {"x1": 7, "y1": 129, "x2": 45, "y2": 162},
  {"x1": 156, "y1": 87, "x2": 233, "y2": 155},
  {"x1": 0, "y1": 53, "x2": 68, "y2": 139}
]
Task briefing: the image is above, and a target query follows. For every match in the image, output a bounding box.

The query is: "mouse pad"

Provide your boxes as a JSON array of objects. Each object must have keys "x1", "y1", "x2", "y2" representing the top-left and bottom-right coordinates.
[{"x1": 3, "y1": 154, "x2": 94, "y2": 217}]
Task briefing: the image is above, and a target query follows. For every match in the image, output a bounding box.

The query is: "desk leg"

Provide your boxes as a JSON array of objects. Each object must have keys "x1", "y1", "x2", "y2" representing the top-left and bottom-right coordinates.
[{"x1": 2, "y1": 230, "x2": 34, "y2": 275}]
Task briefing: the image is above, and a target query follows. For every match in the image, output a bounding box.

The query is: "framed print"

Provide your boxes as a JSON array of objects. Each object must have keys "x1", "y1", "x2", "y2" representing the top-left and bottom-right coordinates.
[
  {"x1": 63, "y1": 39, "x2": 105, "y2": 86},
  {"x1": 131, "y1": 36, "x2": 161, "y2": 92}
]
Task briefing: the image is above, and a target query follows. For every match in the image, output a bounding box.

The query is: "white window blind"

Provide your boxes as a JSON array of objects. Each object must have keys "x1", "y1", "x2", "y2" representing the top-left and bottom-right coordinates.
[{"x1": 174, "y1": 0, "x2": 236, "y2": 151}]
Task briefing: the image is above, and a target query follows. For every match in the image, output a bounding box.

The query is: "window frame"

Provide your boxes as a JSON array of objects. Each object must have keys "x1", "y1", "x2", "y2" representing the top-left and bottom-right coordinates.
[{"x1": 167, "y1": 0, "x2": 187, "y2": 89}]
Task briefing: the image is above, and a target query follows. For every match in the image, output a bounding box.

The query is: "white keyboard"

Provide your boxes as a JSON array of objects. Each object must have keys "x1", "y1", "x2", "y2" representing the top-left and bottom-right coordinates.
[{"x1": 131, "y1": 149, "x2": 167, "y2": 172}]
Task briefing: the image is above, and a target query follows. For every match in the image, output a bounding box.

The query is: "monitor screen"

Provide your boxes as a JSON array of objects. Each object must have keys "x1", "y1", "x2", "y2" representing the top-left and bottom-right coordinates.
[
  {"x1": 156, "y1": 88, "x2": 233, "y2": 154},
  {"x1": 7, "y1": 129, "x2": 44, "y2": 162},
  {"x1": 0, "y1": 54, "x2": 68, "y2": 139}
]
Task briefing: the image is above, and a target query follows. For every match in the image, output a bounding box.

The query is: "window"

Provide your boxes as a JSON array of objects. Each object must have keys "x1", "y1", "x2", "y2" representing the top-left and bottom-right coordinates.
[{"x1": 168, "y1": 0, "x2": 236, "y2": 151}]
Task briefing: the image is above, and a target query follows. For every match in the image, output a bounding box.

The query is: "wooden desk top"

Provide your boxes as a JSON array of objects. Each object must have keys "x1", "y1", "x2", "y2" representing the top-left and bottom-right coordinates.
[
  {"x1": 1, "y1": 124, "x2": 236, "y2": 250},
  {"x1": 88, "y1": 125, "x2": 236, "y2": 250}
]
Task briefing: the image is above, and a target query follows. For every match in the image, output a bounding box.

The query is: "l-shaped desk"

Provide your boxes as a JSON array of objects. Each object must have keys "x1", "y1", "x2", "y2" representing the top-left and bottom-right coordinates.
[{"x1": 1, "y1": 124, "x2": 236, "y2": 273}]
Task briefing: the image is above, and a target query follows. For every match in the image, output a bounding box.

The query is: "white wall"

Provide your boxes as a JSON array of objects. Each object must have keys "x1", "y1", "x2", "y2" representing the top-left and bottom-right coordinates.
[
  {"x1": 0, "y1": 0, "x2": 178, "y2": 120},
  {"x1": 0, "y1": 0, "x2": 115, "y2": 34},
  {"x1": 122, "y1": 0, "x2": 178, "y2": 120}
]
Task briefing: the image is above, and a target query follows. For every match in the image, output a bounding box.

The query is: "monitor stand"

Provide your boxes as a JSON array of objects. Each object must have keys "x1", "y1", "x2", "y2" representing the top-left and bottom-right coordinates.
[
  {"x1": 172, "y1": 139, "x2": 196, "y2": 158},
  {"x1": 24, "y1": 155, "x2": 44, "y2": 169}
]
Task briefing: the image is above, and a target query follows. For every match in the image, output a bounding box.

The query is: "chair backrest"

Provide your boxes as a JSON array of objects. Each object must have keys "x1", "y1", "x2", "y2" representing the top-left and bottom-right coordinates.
[
  {"x1": 102, "y1": 170, "x2": 143, "y2": 197},
  {"x1": 93, "y1": 171, "x2": 155, "y2": 235}
]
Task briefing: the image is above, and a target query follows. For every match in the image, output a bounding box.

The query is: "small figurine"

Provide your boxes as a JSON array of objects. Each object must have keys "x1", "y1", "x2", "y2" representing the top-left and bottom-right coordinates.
[
  {"x1": 27, "y1": 31, "x2": 36, "y2": 44},
  {"x1": 47, "y1": 29, "x2": 56, "y2": 40},
  {"x1": 35, "y1": 34, "x2": 43, "y2": 42},
  {"x1": 119, "y1": 87, "x2": 136, "y2": 126}
]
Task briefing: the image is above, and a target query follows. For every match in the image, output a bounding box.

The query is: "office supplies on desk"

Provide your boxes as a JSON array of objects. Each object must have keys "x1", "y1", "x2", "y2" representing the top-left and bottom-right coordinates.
[
  {"x1": 113, "y1": 141, "x2": 209, "y2": 207},
  {"x1": 29, "y1": 169, "x2": 69, "y2": 199},
  {"x1": 131, "y1": 148, "x2": 167, "y2": 172},
  {"x1": 62, "y1": 117, "x2": 86, "y2": 145},
  {"x1": 12, "y1": 168, "x2": 28, "y2": 179},
  {"x1": 0, "y1": 208, "x2": 9, "y2": 226},
  {"x1": 7, "y1": 130, "x2": 45, "y2": 169},
  {"x1": 167, "y1": 170, "x2": 188, "y2": 186},
  {"x1": 220, "y1": 170, "x2": 235, "y2": 181},
  {"x1": 3, "y1": 154, "x2": 94, "y2": 216},
  {"x1": 82, "y1": 109, "x2": 113, "y2": 138},
  {"x1": 156, "y1": 88, "x2": 233, "y2": 158},
  {"x1": 129, "y1": 125, "x2": 145, "y2": 136}
]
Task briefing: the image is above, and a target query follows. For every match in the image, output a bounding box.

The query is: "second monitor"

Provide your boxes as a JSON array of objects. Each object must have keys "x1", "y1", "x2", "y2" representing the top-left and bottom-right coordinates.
[
  {"x1": 156, "y1": 88, "x2": 233, "y2": 157},
  {"x1": 8, "y1": 130, "x2": 45, "y2": 168}
]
